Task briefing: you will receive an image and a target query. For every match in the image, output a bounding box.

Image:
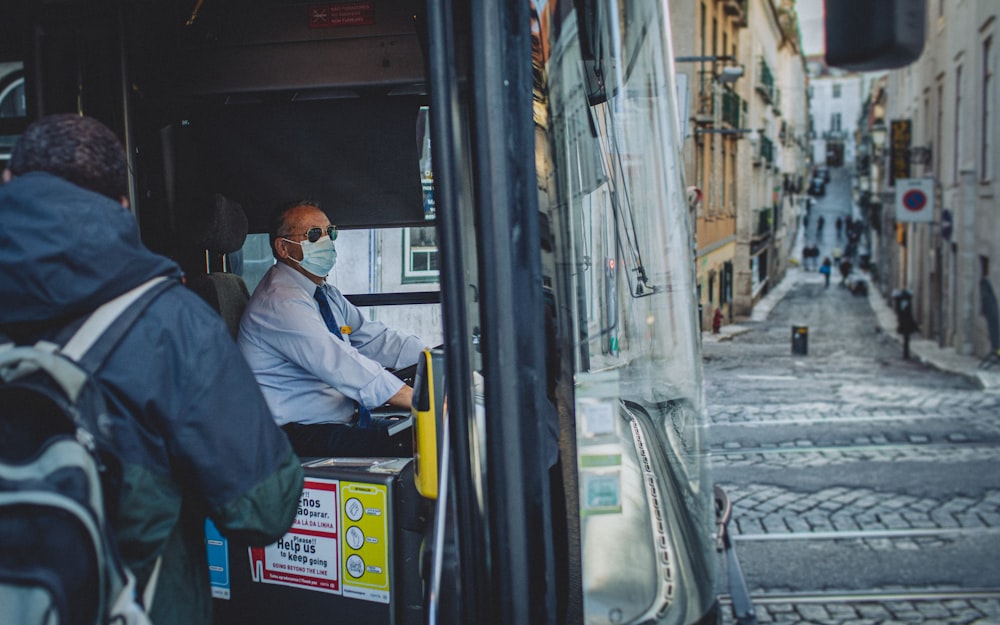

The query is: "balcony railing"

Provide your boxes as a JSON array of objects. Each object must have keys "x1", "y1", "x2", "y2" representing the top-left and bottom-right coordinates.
[
  {"x1": 760, "y1": 135, "x2": 774, "y2": 164},
  {"x1": 721, "y1": 88, "x2": 741, "y2": 127},
  {"x1": 756, "y1": 59, "x2": 774, "y2": 103}
]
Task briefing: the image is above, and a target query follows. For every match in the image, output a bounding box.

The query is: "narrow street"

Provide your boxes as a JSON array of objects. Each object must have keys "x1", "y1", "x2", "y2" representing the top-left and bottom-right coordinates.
[{"x1": 704, "y1": 169, "x2": 1000, "y2": 624}]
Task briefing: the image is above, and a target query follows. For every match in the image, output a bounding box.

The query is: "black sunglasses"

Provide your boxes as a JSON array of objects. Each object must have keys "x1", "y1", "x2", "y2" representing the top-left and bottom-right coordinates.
[{"x1": 284, "y1": 226, "x2": 338, "y2": 243}]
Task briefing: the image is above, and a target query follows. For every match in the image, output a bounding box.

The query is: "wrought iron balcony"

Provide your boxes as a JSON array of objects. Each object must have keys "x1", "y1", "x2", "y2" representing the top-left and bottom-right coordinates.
[
  {"x1": 721, "y1": 88, "x2": 742, "y2": 127},
  {"x1": 759, "y1": 135, "x2": 774, "y2": 164},
  {"x1": 756, "y1": 59, "x2": 775, "y2": 103}
]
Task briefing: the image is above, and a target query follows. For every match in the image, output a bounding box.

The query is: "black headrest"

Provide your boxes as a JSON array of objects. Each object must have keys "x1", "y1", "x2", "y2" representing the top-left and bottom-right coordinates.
[{"x1": 191, "y1": 194, "x2": 248, "y2": 254}]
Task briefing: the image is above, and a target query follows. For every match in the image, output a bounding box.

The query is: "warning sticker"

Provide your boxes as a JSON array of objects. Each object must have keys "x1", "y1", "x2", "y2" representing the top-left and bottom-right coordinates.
[
  {"x1": 248, "y1": 478, "x2": 342, "y2": 594},
  {"x1": 309, "y1": 3, "x2": 375, "y2": 28},
  {"x1": 340, "y1": 481, "x2": 391, "y2": 603}
]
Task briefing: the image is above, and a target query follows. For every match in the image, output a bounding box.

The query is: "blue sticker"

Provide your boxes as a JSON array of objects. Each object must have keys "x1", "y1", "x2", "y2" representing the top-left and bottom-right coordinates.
[{"x1": 205, "y1": 519, "x2": 231, "y2": 600}]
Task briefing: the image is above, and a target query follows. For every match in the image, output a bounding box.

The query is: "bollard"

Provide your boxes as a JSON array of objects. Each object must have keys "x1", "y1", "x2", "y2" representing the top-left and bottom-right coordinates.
[{"x1": 791, "y1": 325, "x2": 808, "y2": 355}]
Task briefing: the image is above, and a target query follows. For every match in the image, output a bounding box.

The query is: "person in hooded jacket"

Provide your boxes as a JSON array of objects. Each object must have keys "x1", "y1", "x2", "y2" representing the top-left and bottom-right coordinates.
[{"x1": 0, "y1": 114, "x2": 304, "y2": 625}]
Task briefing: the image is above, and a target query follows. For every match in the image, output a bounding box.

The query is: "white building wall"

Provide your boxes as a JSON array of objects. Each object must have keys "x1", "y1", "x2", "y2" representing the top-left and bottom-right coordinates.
[
  {"x1": 883, "y1": 0, "x2": 998, "y2": 358},
  {"x1": 807, "y1": 66, "x2": 863, "y2": 166}
]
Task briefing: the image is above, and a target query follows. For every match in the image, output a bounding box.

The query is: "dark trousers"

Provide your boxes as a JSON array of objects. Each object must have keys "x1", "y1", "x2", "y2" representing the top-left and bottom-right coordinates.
[{"x1": 281, "y1": 420, "x2": 412, "y2": 458}]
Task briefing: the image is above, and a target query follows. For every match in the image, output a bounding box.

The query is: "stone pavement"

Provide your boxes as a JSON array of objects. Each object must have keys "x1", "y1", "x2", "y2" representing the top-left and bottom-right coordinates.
[{"x1": 703, "y1": 266, "x2": 1000, "y2": 393}]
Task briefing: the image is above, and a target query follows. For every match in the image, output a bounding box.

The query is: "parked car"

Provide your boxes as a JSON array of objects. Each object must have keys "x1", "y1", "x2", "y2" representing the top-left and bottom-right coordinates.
[
  {"x1": 816, "y1": 167, "x2": 830, "y2": 183},
  {"x1": 808, "y1": 176, "x2": 826, "y2": 196}
]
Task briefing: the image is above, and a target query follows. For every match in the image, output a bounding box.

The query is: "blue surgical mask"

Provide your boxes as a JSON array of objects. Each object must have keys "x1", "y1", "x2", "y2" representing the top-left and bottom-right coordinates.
[{"x1": 285, "y1": 236, "x2": 337, "y2": 277}]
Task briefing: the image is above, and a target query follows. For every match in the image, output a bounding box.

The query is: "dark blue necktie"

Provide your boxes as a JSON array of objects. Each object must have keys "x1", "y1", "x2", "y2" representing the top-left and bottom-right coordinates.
[{"x1": 314, "y1": 286, "x2": 372, "y2": 428}]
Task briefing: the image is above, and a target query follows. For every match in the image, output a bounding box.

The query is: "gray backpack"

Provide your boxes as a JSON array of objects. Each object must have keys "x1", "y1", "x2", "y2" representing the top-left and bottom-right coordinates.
[{"x1": 0, "y1": 277, "x2": 172, "y2": 625}]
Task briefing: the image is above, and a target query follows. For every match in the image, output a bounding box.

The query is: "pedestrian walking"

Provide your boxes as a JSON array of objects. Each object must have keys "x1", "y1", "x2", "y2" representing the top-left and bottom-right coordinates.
[
  {"x1": 820, "y1": 257, "x2": 832, "y2": 288},
  {"x1": 839, "y1": 258, "x2": 852, "y2": 286},
  {"x1": 817, "y1": 216, "x2": 825, "y2": 232},
  {"x1": 835, "y1": 216, "x2": 843, "y2": 238}
]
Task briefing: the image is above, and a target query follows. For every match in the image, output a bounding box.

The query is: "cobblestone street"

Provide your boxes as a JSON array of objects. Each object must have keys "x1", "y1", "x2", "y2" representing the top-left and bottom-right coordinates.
[{"x1": 703, "y1": 185, "x2": 1000, "y2": 624}]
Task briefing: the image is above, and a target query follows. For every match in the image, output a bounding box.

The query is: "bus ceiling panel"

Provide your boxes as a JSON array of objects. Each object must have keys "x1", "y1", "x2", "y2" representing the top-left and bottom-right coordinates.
[
  {"x1": 169, "y1": 38, "x2": 427, "y2": 96},
  {"x1": 157, "y1": 0, "x2": 427, "y2": 96},
  {"x1": 169, "y1": 96, "x2": 426, "y2": 232}
]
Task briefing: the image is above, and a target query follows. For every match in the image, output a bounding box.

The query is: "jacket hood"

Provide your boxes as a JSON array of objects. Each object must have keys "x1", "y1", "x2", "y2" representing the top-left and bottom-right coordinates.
[{"x1": 0, "y1": 172, "x2": 181, "y2": 325}]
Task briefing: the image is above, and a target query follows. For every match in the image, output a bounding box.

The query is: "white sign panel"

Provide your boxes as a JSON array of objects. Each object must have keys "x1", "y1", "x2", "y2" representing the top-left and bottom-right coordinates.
[
  {"x1": 895, "y1": 178, "x2": 935, "y2": 223},
  {"x1": 248, "y1": 478, "x2": 342, "y2": 594}
]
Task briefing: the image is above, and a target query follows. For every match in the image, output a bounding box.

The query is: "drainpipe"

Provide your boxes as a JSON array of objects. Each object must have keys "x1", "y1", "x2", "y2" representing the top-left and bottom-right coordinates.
[{"x1": 958, "y1": 166, "x2": 976, "y2": 355}]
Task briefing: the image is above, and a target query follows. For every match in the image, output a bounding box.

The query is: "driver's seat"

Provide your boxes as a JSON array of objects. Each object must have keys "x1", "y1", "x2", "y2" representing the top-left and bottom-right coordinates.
[{"x1": 185, "y1": 194, "x2": 250, "y2": 339}]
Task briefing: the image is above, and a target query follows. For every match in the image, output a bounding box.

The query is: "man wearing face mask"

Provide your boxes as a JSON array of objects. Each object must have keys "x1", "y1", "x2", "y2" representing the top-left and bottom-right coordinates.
[{"x1": 238, "y1": 200, "x2": 425, "y2": 457}]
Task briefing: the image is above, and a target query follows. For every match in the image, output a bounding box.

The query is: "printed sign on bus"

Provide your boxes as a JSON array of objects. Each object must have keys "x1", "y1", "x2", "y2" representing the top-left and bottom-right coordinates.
[{"x1": 248, "y1": 478, "x2": 342, "y2": 594}]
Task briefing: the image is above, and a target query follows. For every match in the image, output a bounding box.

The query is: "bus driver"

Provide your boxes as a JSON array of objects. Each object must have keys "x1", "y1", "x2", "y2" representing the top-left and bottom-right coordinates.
[{"x1": 238, "y1": 200, "x2": 426, "y2": 458}]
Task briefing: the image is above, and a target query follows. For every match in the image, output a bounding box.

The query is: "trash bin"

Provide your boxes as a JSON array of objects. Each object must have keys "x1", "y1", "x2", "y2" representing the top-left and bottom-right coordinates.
[{"x1": 791, "y1": 325, "x2": 808, "y2": 355}]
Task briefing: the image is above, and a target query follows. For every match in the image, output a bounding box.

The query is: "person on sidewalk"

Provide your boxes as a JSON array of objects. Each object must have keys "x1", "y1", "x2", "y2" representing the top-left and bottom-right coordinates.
[
  {"x1": 839, "y1": 258, "x2": 852, "y2": 286},
  {"x1": 820, "y1": 257, "x2": 832, "y2": 288}
]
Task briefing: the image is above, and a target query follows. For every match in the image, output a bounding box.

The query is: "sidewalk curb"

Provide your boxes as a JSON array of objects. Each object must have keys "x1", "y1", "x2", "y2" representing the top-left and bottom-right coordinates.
[
  {"x1": 866, "y1": 284, "x2": 1000, "y2": 393},
  {"x1": 702, "y1": 325, "x2": 753, "y2": 343}
]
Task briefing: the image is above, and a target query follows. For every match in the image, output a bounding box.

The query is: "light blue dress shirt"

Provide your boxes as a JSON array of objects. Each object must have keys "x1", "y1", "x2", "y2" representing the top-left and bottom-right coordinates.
[{"x1": 238, "y1": 262, "x2": 425, "y2": 426}]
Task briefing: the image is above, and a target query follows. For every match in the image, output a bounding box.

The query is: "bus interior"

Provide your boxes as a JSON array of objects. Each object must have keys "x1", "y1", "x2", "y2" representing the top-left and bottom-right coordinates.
[{"x1": 0, "y1": 1, "x2": 748, "y2": 624}]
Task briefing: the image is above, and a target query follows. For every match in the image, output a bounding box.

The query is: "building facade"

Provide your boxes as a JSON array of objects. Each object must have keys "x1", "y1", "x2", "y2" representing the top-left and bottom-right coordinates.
[
  {"x1": 807, "y1": 63, "x2": 864, "y2": 168},
  {"x1": 732, "y1": 0, "x2": 805, "y2": 316},
  {"x1": 674, "y1": 0, "x2": 746, "y2": 330},
  {"x1": 674, "y1": 0, "x2": 808, "y2": 325},
  {"x1": 871, "y1": 0, "x2": 998, "y2": 360}
]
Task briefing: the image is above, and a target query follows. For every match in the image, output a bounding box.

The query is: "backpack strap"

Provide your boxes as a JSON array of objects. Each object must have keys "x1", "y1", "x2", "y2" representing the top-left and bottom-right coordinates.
[
  {"x1": 143, "y1": 554, "x2": 164, "y2": 610},
  {"x1": 61, "y1": 277, "x2": 175, "y2": 370}
]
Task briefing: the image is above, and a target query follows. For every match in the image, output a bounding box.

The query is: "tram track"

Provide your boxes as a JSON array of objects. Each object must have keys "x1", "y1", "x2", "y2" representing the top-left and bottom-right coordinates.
[
  {"x1": 732, "y1": 526, "x2": 1000, "y2": 542},
  {"x1": 716, "y1": 528, "x2": 1000, "y2": 623},
  {"x1": 716, "y1": 589, "x2": 1000, "y2": 625},
  {"x1": 709, "y1": 413, "x2": 1000, "y2": 428},
  {"x1": 713, "y1": 497, "x2": 1000, "y2": 620},
  {"x1": 719, "y1": 588, "x2": 1000, "y2": 605},
  {"x1": 702, "y1": 284, "x2": 1000, "y2": 622},
  {"x1": 708, "y1": 441, "x2": 1000, "y2": 457}
]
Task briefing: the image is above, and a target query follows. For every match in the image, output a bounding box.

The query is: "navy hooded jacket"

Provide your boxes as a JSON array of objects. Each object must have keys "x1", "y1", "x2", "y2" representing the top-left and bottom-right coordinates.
[{"x1": 0, "y1": 172, "x2": 303, "y2": 625}]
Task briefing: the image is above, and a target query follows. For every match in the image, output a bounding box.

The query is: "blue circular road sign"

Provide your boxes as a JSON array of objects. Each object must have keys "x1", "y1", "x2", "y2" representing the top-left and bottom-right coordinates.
[{"x1": 902, "y1": 189, "x2": 927, "y2": 212}]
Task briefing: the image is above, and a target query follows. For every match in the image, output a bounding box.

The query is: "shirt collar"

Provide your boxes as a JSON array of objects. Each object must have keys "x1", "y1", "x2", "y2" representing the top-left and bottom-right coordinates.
[{"x1": 275, "y1": 261, "x2": 326, "y2": 295}]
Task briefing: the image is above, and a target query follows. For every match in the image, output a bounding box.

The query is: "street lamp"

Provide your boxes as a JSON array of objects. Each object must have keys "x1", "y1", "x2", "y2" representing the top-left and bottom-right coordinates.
[
  {"x1": 870, "y1": 122, "x2": 887, "y2": 157},
  {"x1": 717, "y1": 66, "x2": 744, "y2": 84}
]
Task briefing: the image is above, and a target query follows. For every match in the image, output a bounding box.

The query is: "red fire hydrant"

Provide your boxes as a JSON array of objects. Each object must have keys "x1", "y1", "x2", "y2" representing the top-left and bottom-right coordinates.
[{"x1": 712, "y1": 308, "x2": 723, "y2": 334}]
